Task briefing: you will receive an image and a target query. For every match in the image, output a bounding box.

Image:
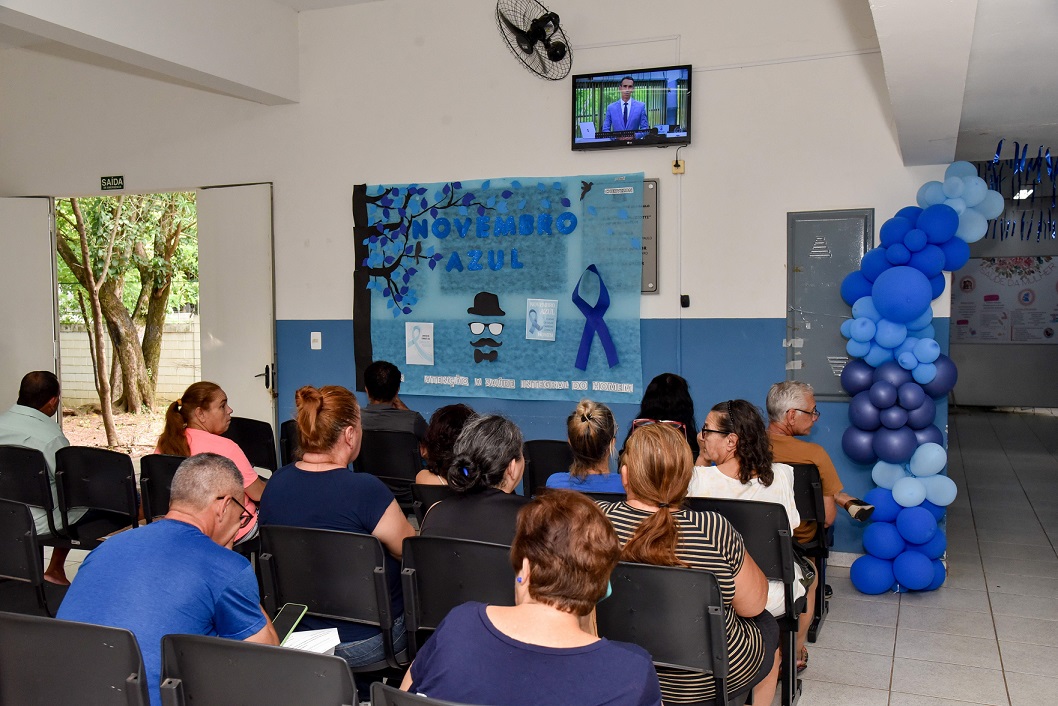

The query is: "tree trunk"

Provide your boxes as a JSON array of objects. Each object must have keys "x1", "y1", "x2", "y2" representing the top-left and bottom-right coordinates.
[{"x1": 100, "y1": 278, "x2": 153, "y2": 412}]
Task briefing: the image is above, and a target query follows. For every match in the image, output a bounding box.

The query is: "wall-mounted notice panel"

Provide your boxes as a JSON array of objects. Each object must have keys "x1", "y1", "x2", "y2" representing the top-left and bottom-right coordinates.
[
  {"x1": 951, "y1": 257, "x2": 1057, "y2": 344},
  {"x1": 641, "y1": 179, "x2": 658, "y2": 294}
]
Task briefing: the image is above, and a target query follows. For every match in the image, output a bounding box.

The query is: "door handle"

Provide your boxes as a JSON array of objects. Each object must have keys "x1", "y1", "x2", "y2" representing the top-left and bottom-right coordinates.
[{"x1": 254, "y1": 364, "x2": 272, "y2": 390}]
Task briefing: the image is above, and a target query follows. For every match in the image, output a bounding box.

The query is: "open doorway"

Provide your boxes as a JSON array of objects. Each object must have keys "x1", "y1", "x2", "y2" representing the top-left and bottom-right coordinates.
[{"x1": 55, "y1": 192, "x2": 199, "y2": 461}]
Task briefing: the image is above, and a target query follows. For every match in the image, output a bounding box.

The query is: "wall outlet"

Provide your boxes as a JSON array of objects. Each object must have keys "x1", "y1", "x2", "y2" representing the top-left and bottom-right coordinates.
[
  {"x1": 310, "y1": 331, "x2": 322, "y2": 350},
  {"x1": 672, "y1": 159, "x2": 685, "y2": 174}
]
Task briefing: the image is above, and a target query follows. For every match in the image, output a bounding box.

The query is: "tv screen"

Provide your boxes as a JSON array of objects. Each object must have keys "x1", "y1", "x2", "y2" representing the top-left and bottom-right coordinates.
[{"x1": 572, "y1": 64, "x2": 691, "y2": 150}]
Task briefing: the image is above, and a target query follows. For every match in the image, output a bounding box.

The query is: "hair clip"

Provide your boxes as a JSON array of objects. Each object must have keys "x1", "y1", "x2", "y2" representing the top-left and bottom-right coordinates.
[{"x1": 461, "y1": 467, "x2": 470, "y2": 476}]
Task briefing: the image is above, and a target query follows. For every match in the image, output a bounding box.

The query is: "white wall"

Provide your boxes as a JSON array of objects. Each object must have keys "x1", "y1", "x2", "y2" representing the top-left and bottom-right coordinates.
[{"x1": 0, "y1": 0, "x2": 950, "y2": 323}]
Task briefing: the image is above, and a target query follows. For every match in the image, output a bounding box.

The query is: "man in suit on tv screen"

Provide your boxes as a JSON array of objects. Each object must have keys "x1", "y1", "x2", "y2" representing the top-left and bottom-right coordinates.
[{"x1": 602, "y1": 75, "x2": 649, "y2": 140}]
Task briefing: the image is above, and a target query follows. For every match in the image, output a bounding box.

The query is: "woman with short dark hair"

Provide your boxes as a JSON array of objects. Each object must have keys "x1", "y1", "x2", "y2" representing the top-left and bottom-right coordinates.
[
  {"x1": 414, "y1": 403, "x2": 477, "y2": 486},
  {"x1": 403, "y1": 490, "x2": 662, "y2": 706}
]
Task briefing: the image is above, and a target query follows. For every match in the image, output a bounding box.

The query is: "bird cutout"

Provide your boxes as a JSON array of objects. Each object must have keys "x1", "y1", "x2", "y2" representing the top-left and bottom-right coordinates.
[{"x1": 580, "y1": 181, "x2": 593, "y2": 201}]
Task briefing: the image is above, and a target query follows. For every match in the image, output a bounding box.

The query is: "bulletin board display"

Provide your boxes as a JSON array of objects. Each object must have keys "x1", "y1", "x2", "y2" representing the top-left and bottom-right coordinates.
[
  {"x1": 951, "y1": 256, "x2": 1058, "y2": 344},
  {"x1": 352, "y1": 174, "x2": 645, "y2": 403}
]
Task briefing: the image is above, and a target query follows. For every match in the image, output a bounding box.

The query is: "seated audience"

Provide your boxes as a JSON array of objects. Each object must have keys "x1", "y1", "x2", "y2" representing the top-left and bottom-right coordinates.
[
  {"x1": 415, "y1": 403, "x2": 477, "y2": 486},
  {"x1": 0, "y1": 370, "x2": 85, "y2": 584},
  {"x1": 361, "y1": 359, "x2": 428, "y2": 439},
  {"x1": 418, "y1": 414, "x2": 529, "y2": 545},
  {"x1": 58, "y1": 453, "x2": 277, "y2": 706},
  {"x1": 258, "y1": 385, "x2": 415, "y2": 675},
  {"x1": 691, "y1": 399, "x2": 812, "y2": 671},
  {"x1": 403, "y1": 490, "x2": 662, "y2": 706},
  {"x1": 628, "y1": 372, "x2": 700, "y2": 458},
  {"x1": 601, "y1": 423, "x2": 780, "y2": 706},
  {"x1": 546, "y1": 399, "x2": 624, "y2": 494},
  {"x1": 156, "y1": 381, "x2": 264, "y2": 546}
]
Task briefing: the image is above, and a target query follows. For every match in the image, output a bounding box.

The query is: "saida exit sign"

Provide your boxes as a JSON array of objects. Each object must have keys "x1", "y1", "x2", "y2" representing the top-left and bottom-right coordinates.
[{"x1": 100, "y1": 176, "x2": 124, "y2": 191}]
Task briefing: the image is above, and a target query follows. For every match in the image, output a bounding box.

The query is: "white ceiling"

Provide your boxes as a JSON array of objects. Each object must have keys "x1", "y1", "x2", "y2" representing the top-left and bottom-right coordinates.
[{"x1": 1, "y1": 0, "x2": 1054, "y2": 165}]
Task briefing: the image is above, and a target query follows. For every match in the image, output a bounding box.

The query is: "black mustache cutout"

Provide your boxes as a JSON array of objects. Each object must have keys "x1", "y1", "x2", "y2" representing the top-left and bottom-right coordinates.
[{"x1": 471, "y1": 338, "x2": 502, "y2": 348}]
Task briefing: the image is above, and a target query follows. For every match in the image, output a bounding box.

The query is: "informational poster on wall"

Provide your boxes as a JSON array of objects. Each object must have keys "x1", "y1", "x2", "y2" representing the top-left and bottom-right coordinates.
[
  {"x1": 352, "y1": 174, "x2": 645, "y2": 403},
  {"x1": 951, "y1": 256, "x2": 1058, "y2": 344}
]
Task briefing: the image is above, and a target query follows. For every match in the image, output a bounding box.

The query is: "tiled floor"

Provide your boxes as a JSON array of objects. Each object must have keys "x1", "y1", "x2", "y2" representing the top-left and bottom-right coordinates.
[
  {"x1": 50, "y1": 408, "x2": 1058, "y2": 705},
  {"x1": 795, "y1": 408, "x2": 1058, "y2": 706}
]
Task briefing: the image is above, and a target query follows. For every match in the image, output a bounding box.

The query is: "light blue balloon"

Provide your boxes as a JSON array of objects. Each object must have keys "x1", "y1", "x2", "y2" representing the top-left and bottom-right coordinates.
[
  {"x1": 840, "y1": 318, "x2": 854, "y2": 339},
  {"x1": 912, "y1": 362, "x2": 938, "y2": 384},
  {"x1": 916, "y1": 181, "x2": 946, "y2": 208},
  {"x1": 913, "y1": 338, "x2": 941, "y2": 364},
  {"x1": 897, "y1": 351, "x2": 919, "y2": 370},
  {"x1": 892, "y1": 476, "x2": 927, "y2": 507},
  {"x1": 907, "y1": 308, "x2": 933, "y2": 330},
  {"x1": 908, "y1": 324, "x2": 936, "y2": 341},
  {"x1": 942, "y1": 177, "x2": 965, "y2": 199},
  {"x1": 865, "y1": 342, "x2": 895, "y2": 367},
  {"x1": 961, "y1": 176, "x2": 988, "y2": 207},
  {"x1": 922, "y1": 474, "x2": 957, "y2": 506},
  {"x1": 847, "y1": 339, "x2": 871, "y2": 358},
  {"x1": 895, "y1": 336, "x2": 920, "y2": 358},
  {"x1": 943, "y1": 197, "x2": 966, "y2": 215},
  {"x1": 852, "y1": 296, "x2": 882, "y2": 322},
  {"x1": 872, "y1": 460, "x2": 908, "y2": 489},
  {"x1": 945, "y1": 161, "x2": 978, "y2": 179},
  {"x1": 956, "y1": 208, "x2": 988, "y2": 243},
  {"x1": 851, "y1": 317, "x2": 877, "y2": 343},
  {"x1": 875, "y1": 319, "x2": 908, "y2": 349},
  {"x1": 978, "y1": 190, "x2": 1005, "y2": 220},
  {"x1": 909, "y1": 442, "x2": 946, "y2": 477}
]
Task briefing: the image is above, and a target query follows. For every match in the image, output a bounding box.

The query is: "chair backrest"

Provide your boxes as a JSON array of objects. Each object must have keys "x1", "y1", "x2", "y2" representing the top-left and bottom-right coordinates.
[
  {"x1": 597, "y1": 561, "x2": 733, "y2": 705},
  {"x1": 160, "y1": 633, "x2": 356, "y2": 706},
  {"x1": 259, "y1": 525, "x2": 400, "y2": 666},
  {"x1": 683, "y1": 497, "x2": 794, "y2": 585},
  {"x1": 0, "y1": 445, "x2": 56, "y2": 519},
  {"x1": 139, "y1": 454, "x2": 185, "y2": 523},
  {"x1": 278, "y1": 419, "x2": 299, "y2": 466},
  {"x1": 372, "y1": 682, "x2": 472, "y2": 706},
  {"x1": 400, "y1": 535, "x2": 515, "y2": 658},
  {"x1": 582, "y1": 491, "x2": 626, "y2": 503},
  {"x1": 356, "y1": 430, "x2": 422, "y2": 508},
  {"x1": 411, "y1": 483, "x2": 457, "y2": 525},
  {"x1": 54, "y1": 446, "x2": 139, "y2": 545},
  {"x1": 221, "y1": 416, "x2": 278, "y2": 472},
  {"x1": 0, "y1": 498, "x2": 53, "y2": 615},
  {"x1": 0, "y1": 611, "x2": 149, "y2": 706},
  {"x1": 521, "y1": 439, "x2": 573, "y2": 497},
  {"x1": 791, "y1": 463, "x2": 828, "y2": 553}
]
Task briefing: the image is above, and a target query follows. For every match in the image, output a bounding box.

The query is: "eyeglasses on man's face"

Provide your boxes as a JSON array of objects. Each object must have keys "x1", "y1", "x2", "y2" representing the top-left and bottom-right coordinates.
[
  {"x1": 632, "y1": 418, "x2": 686, "y2": 432},
  {"x1": 224, "y1": 495, "x2": 255, "y2": 528},
  {"x1": 793, "y1": 407, "x2": 820, "y2": 419}
]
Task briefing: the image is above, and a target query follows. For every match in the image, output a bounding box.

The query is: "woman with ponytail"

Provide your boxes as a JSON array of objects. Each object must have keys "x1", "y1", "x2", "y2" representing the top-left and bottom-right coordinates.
[
  {"x1": 545, "y1": 399, "x2": 624, "y2": 494},
  {"x1": 418, "y1": 414, "x2": 530, "y2": 545},
  {"x1": 154, "y1": 381, "x2": 264, "y2": 545},
  {"x1": 258, "y1": 385, "x2": 415, "y2": 680},
  {"x1": 600, "y1": 422, "x2": 780, "y2": 706}
]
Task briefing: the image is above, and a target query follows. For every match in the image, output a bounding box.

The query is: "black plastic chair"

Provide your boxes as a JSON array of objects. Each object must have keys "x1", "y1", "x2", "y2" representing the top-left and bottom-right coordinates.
[
  {"x1": 521, "y1": 439, "x2": 573, "y2": 497},
  {"x1": 791, "y1": 463, "x2": 830, "y2": 641},
  {"x1": 260, "y1": 525, "x2": 406, "y2": 671},
  {"x1": 0, "y1": 445, "x2": 71, "y2": 544},
  {"x1": 221, "y1": 416, "x2": 278, "y2": 472},
  {"x1": 279, "y1": 419, "x2": 299, "y2": 466},
  {"x1": 400, "y1": 535, "x2": 515, "y2": 658},
  {"x1": 160, "y1": 633, "x2": 357, "y2": 706},
  {"x1": 597, "y1": 561, "x2": 742, "y2": 706},
  {"x1": 411, "y1": 483, "x2": 457, "y2": 525},
  {"x1": 685, "y1": 497, "x2": 801, "y2": 706},
  {"x1": 355, "y1": 431, "x2": 422, "y2": 513},
  {"x1": 54, "y1": 446, "x2": 140, "y2": 549},
  {"x1": 372, "y1": 682, "x2": 472, "y2": 706},
  {"x1": 0, "y1": 498, "x2": 67, "y2": 616},
  {"x1": 0, "y1": 610, "x2": 149, "y2": 705},
  {"x1": 139, "y1": 454, "x2": 185, "y2": 523},
  {"x1": 581, "y1": 491, "x2": 626, "y2": 503}
]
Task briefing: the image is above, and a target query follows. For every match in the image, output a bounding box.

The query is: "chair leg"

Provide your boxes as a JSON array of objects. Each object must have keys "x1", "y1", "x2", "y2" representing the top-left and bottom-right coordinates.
[
  {"x1": 807, "y1": 557, "x2": 829, "y2": 642},
  {"x1": 780, "y1": 623, "x2": 801, "y2": 706}
]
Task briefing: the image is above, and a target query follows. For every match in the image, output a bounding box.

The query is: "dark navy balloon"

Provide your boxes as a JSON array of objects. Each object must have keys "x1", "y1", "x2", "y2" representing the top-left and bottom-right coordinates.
[
  {"x1": 849, "y1": 391, "x2": 882, "y2": 431},
  {"x1": 913, "y1": 424, "x2": 944, "y2": 447},
  {"x1": 874, "y1": 360, "x2": 913, "y2": 388},
  {"x1": 842, "y1": 426, "x2": 877, "y2": 465},
  {"x1": 841, "y1": 359, "x2": 876, "y2": 396},
  {"x1": 906, "y1": 396, "x2": 937, "y2": 429},
  {"x1": 868, "y1": 381, "x2": 898, "y2": 409},
  {"x1": 922, "y1": 354, "x2": 958, "y2": 398},
  {"x1": 873, "y1": 426, "x2": 918, "y2": 463},
  {"x1": 880, "y1": 405, "x2": 909, "y2": 429}
]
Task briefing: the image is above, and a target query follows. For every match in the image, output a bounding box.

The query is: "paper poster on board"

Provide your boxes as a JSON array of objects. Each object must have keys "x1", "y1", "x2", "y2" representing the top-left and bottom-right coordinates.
[{"x1": 951, "y1": 256, "x2": 1058, "y2": 344}]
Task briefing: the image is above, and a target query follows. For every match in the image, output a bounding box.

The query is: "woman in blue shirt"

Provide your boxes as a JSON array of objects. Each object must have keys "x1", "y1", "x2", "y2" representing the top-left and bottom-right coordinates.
[{"x1": 546, "y1": 399, "x2": 625, "y2": 494}]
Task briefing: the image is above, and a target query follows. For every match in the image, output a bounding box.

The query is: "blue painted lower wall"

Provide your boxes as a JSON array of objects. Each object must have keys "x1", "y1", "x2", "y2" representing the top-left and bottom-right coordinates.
[{"x1": 275, "y1": 316, "x2": 951, "y2": 554}]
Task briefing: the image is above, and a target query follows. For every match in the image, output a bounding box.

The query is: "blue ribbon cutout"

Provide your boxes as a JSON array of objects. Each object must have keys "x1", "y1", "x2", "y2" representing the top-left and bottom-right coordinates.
[{"x1": 571, "y1": 264, "x2": 619, "y2": 371}]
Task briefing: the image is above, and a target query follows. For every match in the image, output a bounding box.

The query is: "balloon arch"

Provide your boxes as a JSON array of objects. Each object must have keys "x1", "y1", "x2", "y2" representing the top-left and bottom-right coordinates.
[{"x1": 838, "y1": 161, "x2": 1004, "y2": 594}]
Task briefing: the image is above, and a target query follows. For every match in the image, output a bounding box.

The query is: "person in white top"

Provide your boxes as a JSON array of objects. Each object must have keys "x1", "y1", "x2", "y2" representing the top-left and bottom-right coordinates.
[{"x1": 689, "y1": 399, "x2": 815, "y2": 673}]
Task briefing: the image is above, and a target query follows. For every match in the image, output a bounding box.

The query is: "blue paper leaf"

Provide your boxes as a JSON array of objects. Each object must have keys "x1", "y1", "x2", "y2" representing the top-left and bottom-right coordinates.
[
  {"x1": 561, "y1": 198, "x2": 571, "y2": 207},
  {"x1": 501, "y1": 190, "x2": 513, "y2": 199},
  {"x1": 511, "y1": 180, "x2": 522, "y2": 189},
  {"x1": 482, "y1": 180, "x2": 491, "y2": 189}
]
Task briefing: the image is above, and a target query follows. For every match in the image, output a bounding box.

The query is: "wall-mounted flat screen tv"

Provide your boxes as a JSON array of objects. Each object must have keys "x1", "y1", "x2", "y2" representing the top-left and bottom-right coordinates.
[{"x1": 572, "y1": 64, "x2": 691, "y2": 150}]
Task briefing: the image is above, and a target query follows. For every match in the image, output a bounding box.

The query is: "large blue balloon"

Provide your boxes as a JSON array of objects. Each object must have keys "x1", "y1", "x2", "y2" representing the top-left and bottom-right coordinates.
[
  {"x1": 922, "y1": 354, "x2": 958, "y2": 397},
  {"x1": 874, "y1": 426, "x2": 918, "y2": 464},
  {"x1": 909, "y1": 245, "x2": 946, "y2": 278},
  {"x1": 849, "y1": 391, "x2": 882, "y2": 431},
  {"x1": 850, "y1": 317, "x2": 877, "y2": 343},
  {"x1": 894, "y1": 550, "x2": 934, "y2": 590},
  {"x1": 880, "y1": 406, "x2": 909, "y2": 429},
  {"x1": 861, "y1": 248, "x2": 892, "y2": 282},
  {"x1": 874, "y1": 360, "x2": 913, "y2": 388},
  {"x1": 892, "y1": 476, "x2": 927, "y2": 507},
  {"x1": 885, "y1": 243, "x2": 912, "y2": 265},
  {"x1": 904, "y1": 228, "x2": 927, "y2": 253},
  {"x1": 914, "y1": 424, "x2": 944, "y2": 447},
  {"x1": 926, "y1": 559, "x2": 946, "y2": 590},
  {"x1": 852, "y1": 296, "x2": 882, "y2": 322},
  {"x1": 907, "y1": 528, "x2": 946, "y2": 560},
  {"x1": 872, "y1": 267, "x2": 933, "y2": 324},
  {"x1": 869, "y1": 381, "x2": 898, "y2": 409},
  {"x1": 863, "y1": 522, "x2": 906, "y2": 559},
  {"x1": 875, "y1": 319, "x2": 908, "y2": 349},
  {"x1": 896, "y1": 506, "x2": 938, "y2": 544},
  {"x1": 864, "y1": 487, "x2": 902, "y2": 522},
  {"x1": 940, "y1": 236, "x2": 971, "y2": 272},
  {"x1": 841, "y1": 271, "x2": 874, "y2": 307},
  {"x1": 896, "y1": 206, "x2": 923, "y2": 224},
  {"x1": 842, "y1": 426, "x2": 877, "y2": 464},
  {"x1": 851, "y1": 555, "x2": 895, "y2": 595},
  {"x1": 913, "y1": 338, "x2": 941, "y2": 364},
  {"x1": 929, "y1": 274, "x2": 946, "y2": 300},
  {"x1": 906, "y1": 395, "x2": 936, "y2": 429},
  {"x1": 920, "y1": 499, "x2": 946, "y2": 521},
  {"x1": 898, "y1": 381, "x2": 926, "y2": 410},
  {"x1": 880, "y1": 217, "x2": 913, "y2": 247},
  {"x1": 907, "y1": 308, "x2": 933, "y2": 331},
  {"x1": 917, "y1": 204, "x2": 959, "y2": 243},
  {"x1": 841, "y1": 359, "x2": 876, "y2": 396},
  {"x1": 847, "y1": 339, "x2": 871, "y2": 358}
]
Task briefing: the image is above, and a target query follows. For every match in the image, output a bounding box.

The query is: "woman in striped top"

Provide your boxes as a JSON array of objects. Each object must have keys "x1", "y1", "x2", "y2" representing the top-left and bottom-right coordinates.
[{"x1": 600, "y1": 422, "x2": 780, "y2": 706}]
